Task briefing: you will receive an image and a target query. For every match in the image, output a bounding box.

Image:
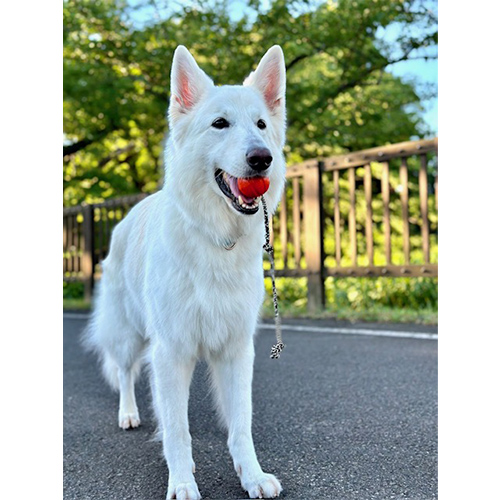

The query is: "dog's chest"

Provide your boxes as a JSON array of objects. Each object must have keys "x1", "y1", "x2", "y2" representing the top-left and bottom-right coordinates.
[{"x1": 147, "y1": 239, "x2": 265, "y2": 353}]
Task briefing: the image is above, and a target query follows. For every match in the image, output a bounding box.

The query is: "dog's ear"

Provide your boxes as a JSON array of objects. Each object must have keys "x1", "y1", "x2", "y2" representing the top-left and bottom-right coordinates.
[
  {"x1": 244, "y1": 45, "x2": 286, "y2": 114},
  {"x1": 169, "y1": 46, "x2": 213, "y2": 121}
]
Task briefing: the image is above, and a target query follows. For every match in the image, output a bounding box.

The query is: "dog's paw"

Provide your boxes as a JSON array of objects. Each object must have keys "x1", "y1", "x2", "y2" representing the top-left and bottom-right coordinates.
[
  {"x1": 243, "y1": 473, "x2": 282, "y2": 499},
  {"x1": 166, "y1": 481, "x2": 201, "y2": 500},
  {"x1": 118, "y1": 411, "x2": 141, "y2": 430}
]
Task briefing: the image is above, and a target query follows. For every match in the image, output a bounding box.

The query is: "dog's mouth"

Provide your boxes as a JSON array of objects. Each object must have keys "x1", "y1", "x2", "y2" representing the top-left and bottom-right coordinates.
[{"x1": 214, "y1": 169, "x2": 261, "y2": 215}]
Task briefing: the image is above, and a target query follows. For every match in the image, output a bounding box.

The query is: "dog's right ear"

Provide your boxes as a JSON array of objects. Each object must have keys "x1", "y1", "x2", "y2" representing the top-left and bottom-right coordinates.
[{"x1": 169, "y1": 46, "x2": 213, "y2": 122}]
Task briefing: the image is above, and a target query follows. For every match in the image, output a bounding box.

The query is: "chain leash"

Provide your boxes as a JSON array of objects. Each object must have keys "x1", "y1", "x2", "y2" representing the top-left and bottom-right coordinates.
[{"x1": 261, "y1": 196, "x2": 285, "y2": 359}]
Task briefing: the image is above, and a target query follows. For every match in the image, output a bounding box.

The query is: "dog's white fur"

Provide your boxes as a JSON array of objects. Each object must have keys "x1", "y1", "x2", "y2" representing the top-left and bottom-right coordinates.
[{"x1": 84, "y1": 45, "x2": 287, "y2": 499}]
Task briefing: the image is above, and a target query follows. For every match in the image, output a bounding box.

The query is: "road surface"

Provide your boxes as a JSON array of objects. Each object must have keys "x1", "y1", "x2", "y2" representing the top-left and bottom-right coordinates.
[{"x1": 64, "y1": 314, "x2": 437, "y2": 500}]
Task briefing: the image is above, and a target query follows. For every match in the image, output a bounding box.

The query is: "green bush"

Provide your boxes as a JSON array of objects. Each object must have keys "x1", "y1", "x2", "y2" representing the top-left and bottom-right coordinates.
[
  {"x1": 263, "y1": 276, "x2": 437, "y2": 321},
  {"x1": 63, "y1": 281, "x2": 84, "y2": 300},
  {"x1": 325, "y1": 277, "x2": 437, "y2": 310}
]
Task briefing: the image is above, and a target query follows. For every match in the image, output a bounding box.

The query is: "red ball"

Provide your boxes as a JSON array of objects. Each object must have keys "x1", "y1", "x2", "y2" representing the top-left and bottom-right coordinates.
[{"x1": 237, "y1": 177, "x2": 270, "y2": 198}]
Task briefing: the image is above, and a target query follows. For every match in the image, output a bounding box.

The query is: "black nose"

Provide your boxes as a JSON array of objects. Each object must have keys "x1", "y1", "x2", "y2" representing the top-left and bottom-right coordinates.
[{"x1": 246, "y1": 148, "x2": 273, "y2": 172}]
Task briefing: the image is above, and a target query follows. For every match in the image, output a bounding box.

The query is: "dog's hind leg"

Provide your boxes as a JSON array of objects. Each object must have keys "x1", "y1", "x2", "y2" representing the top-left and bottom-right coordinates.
[
  {"x1": 116, "y1": 351, "x2": 143, "y2": 429},
  {"x1": 84, "y1": 288, "x2": 147, "y2": 429},
  {"x1": 97, "y1": 331, "x2": 146, "y2": 429}
]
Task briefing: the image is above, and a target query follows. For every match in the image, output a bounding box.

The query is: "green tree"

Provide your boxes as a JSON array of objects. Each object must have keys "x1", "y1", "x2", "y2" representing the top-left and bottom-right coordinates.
[{"x1": 63, "y1": 0, "x2": 437, "y2": 206}]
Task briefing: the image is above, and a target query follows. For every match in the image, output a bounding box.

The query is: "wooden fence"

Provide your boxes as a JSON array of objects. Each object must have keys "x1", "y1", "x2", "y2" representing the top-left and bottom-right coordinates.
[{"x1": 64, "y1": 138, "x2": 438, "y2": 310}]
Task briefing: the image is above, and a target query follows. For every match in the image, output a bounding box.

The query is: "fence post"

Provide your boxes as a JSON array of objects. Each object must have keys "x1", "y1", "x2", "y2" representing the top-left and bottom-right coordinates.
[
  {"x1": 81, "y1": 204, "x2": 95, "y2": 302},
  {"x1": 303, "y1": 161, "x2": 325, "y2": 313}
]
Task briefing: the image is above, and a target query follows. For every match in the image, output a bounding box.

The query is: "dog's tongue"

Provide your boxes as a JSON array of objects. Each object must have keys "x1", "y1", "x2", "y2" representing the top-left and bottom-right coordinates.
[{"x1": 227, "y1": 176, "x2": 255, "y2": 203}]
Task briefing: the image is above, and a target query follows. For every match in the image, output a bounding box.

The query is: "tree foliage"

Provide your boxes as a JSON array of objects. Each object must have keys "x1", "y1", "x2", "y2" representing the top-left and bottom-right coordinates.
[{"x1": 63, "y1": 0, "x2": 437, "y2": 206}]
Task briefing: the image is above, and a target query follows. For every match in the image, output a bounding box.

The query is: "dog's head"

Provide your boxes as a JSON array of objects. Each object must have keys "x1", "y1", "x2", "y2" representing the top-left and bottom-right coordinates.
[{"x1": 165, "y1": 45, "x2": 286, "y2": 219}]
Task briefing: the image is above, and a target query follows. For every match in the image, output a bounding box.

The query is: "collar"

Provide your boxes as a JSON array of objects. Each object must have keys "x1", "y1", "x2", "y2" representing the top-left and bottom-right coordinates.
[{"x1": 222, "y1": 240, "x2": 236, "y2": 251}]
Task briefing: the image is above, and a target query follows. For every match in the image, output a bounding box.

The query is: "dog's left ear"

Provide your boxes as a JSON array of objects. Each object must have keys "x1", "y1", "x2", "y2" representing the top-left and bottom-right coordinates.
[{"x1": 244, "y1": 45, "x2": 286, "y2": 114}]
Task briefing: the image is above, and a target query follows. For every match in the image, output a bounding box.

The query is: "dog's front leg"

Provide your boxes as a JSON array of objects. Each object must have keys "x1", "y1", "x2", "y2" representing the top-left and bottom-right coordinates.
[
  {"x1": 210, "y1": 342, "x2": 282, "y2": 499},
  {"x1": 151, "y1": 341, "x2": 201, "y2": 500}
]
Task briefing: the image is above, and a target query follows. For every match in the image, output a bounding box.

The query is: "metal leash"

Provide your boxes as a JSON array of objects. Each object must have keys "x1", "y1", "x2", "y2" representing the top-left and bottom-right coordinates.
[{"x1": 261, "y1": 196, "x2": 285, "y2": 359}]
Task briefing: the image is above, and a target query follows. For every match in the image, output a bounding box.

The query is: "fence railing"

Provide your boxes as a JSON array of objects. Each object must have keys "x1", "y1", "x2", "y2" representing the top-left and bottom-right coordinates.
[
  {"x1": 63, "y1": 194, "x2": 148, "y2": 299},
  {"x1": 64, "y1": 138, "x2": 438, "y2": 310}
]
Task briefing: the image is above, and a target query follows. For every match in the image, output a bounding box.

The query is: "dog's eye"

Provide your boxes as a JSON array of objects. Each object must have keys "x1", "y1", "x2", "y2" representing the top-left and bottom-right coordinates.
[
  {"x1": 212, "y1": 118, "x2": 230, "y2": 129},
  {"x1": 257, "y1": 119, "x2": 267, "y2": 130}
]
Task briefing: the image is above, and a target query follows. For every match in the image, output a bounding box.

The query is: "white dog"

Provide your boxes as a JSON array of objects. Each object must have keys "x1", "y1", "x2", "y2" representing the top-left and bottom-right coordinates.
[{"x1": 84, "y1": 45, "x2": 287, "y2": 499}]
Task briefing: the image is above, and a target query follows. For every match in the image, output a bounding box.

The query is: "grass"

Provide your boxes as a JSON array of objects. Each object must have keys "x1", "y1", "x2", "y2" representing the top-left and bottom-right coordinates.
[
  {"x1": 261, "y1": 301, "x2": 437, "y2": 324},
  {"x1": 329, "y1": 305, "x2": 437, "y2": 324},
  {"x1": 63, "y1": 298, "x2": 91, "y2": 311}
]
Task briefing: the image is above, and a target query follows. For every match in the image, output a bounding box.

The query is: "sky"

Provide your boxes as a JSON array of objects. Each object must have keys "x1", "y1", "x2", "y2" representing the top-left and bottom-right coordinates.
[{"x1": 388, "y1": 57, "x2": 437, "y2": 135}]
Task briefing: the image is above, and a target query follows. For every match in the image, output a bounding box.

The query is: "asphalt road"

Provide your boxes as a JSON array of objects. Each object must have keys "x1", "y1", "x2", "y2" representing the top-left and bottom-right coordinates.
[{"x1": 64, "y1": 314, "x2": 437, "y2": 500}]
